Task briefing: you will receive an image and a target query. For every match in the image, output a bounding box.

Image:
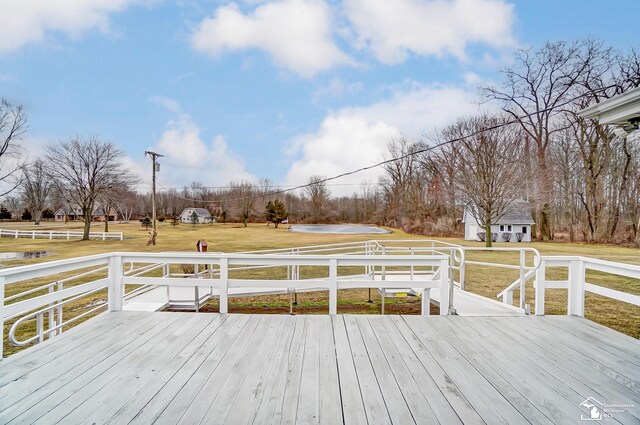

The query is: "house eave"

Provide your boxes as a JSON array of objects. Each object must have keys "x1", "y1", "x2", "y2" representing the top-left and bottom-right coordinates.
[{"x1": 578, "y1": 87, "x2": 640, "y2": 126}]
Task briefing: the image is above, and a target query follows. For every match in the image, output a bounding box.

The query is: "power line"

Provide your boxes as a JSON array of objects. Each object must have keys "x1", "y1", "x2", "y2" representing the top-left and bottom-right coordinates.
[{"x1": 155, "y1": 85, "x2": 617, "y2": 206}]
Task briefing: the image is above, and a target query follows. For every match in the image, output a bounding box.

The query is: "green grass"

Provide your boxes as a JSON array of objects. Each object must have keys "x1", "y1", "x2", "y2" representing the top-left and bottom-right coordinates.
[{"x1": 0, "y1": 220, "x2": 638, "y2": 357}]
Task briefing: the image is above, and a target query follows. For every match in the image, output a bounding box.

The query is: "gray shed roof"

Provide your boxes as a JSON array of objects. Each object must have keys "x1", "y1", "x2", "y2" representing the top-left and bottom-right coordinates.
[
  {"x1": 494, "y1": 201, "x2": 535, "y2": 225},
  {"x1": 182, "y1": 208, "x2": 211, "y2": 217}
]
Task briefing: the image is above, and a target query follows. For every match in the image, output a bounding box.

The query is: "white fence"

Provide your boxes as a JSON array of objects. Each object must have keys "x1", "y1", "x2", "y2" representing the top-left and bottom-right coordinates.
[
  {"x1": 0, "y1": 228, "x2": 124, "y2": 241},
  {"x1": 534, "y1": 256, "x2": 640, "y2": 316},
  {"x1": 0, "y1": 250, "x2": 450, "y2": 358},
  {"x1": 2, "y1": 240, "x2": 639, "y2": 358}
]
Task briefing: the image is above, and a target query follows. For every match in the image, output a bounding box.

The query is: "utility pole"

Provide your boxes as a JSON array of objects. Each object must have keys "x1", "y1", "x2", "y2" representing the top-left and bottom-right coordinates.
[{"x1": 145, "y1": 151, "x2": 164, "y2": 245}]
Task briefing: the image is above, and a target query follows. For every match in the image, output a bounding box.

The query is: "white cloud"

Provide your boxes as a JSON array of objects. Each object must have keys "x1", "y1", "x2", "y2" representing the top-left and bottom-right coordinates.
[
  {"x1": 190, "y1": 0, "x2": 353, "y2": 77},
  {"x1": 149, "y1": 96, "x2": 181, "y2": 113},
  {"x1": 312, "y1": 78, "x2": 363, "y2": 103},
  {"x1": 284, "y1": 84, "x2": 483, "y2": 195},
  {"x1": 343, "y1": 0, "x2": 516, "y2": 64},
  {"x1": 152, "y1": 111, "x2": 255, "y2": 188},
  {"x1": 0, "y1": 0, "x2": 144, "y2": 54}
]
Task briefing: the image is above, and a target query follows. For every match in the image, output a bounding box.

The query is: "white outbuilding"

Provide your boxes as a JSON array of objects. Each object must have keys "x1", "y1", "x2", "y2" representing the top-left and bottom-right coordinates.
[
  {"x1": 180, "y1": 208, "x2": 213, "y2": 224},
  {"x1": 463, "y1": 201, "x2": 534, "y2": 242}
]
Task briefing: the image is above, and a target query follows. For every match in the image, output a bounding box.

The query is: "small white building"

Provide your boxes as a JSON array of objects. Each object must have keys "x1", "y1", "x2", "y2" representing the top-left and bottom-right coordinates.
[
  {"x1": 463, "y1": 201, "x2": 534, "y2": 242},
  {"x1": 180, "y1": 208, "x2": 214, "y2": 224}
]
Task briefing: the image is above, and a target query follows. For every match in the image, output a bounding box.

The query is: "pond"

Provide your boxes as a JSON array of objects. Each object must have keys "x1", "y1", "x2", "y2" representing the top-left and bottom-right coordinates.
[
  {"x1": 0, "y1": 251, "x2": 52, "y2": 260},
  {"x1": 288, "y1": 224, "x2": 391, "y2": 235}
]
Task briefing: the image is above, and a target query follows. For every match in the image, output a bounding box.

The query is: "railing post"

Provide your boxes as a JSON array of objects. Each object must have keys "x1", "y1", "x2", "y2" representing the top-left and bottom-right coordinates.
[
  {"x1": 194, "y1": 286, "x2": 200, "y2": 312},
  {"x1": 36, "y1": 313, "x2": 44, "y2": 342},
  {"x1": 503, "y1": 289, "x2": 513, "y2": 305},
  {"x1": 329, "y1": 259, "x2": 337, "y2": 315},
  {"x1": 568, "y1": 258, "x2": 585, "y2": 317},
  {"x1": 459, "y1": 249, "x2": 466, "y2": 291},
  {"x1": 56, "y1": 281, "x2": 63, "y2": 335},
  {"x1": 108, "y1": 255, "x2": 123, "y2": 312},
  {"x1": 381, "y1": 246, "x2": 386, "y2": 280},
  {"x1": 48, "y1": 285, "x2": 55, "y2": 338},
  {"x1": 421, "y1": 288, "x2": 431, "y2": 316},
  {"x1": 439, "y1": 258, "x2": 450, "y2": 316},
  {"x1": 534, "y1": 257, "x2": 545, "y2": 315},
  {"x1": 0, "y1": 275, "x2": 5, "y2": 359},
  {"x1": 410, "y1": 247, "x2": 414, "y2": 280},
  {"x1": 519, "y1": 250, "x2": 526, "y2": 309},
  {"x1": 219, "y1": 258, "x2": 228, "y2": 314}
]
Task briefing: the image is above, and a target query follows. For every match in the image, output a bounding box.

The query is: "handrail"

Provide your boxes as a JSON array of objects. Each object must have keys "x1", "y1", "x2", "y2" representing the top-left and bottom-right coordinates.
[
  {"x1": 8, "y1": 286, "x2": 108, "y2": 346},
  {"x1": 496, "y1": 269, "x2": 537, "y2": 302},
  {"x1": 5, "y1": 266, "x2": 109, "y2": 304},
  {"x1": 3, "y1": 240, "x2": 640, "y2": 359},
  {"x1": 118, "y1": 252, "x2": 452, "y2": 318},
  {"x1": 534, "y1": 255, "x2": 640, "y2": 316},
  {"x1": 462, "y1": 246, "x2": 541, "y2": 311}
]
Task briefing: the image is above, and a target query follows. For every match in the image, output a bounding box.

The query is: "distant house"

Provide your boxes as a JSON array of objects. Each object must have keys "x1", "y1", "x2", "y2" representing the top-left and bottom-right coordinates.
[
  {"x1": 54, "y1": 205, "x2": 118, "y2": 222},
  {"x1": 463, "y1": 201, "x2": 534, "y2": 242},
  {"x1": 180, "y1": 208, "x2": 214, "y2": 224}
]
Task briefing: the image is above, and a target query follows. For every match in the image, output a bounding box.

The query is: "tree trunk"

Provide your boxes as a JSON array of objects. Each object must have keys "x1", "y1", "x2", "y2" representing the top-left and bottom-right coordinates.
[
  {"x1": 485, "y1": 220, "x2": 492, "y2": 248},
  {"x1": 243, "y1": 217, "x2": 248, "y2": 227},
  {"x1": 537, "y1": 153, "x2": 552, "y2": 241},
  {"x1": 104, "y1": 217, "x2": 109, "y2": 233},
  {"x1": 82, "y1": 209, "x2": 92, "y2": 241},
  {"x1": 274, "y1": 222, "x2": 279, "y2": 229}
]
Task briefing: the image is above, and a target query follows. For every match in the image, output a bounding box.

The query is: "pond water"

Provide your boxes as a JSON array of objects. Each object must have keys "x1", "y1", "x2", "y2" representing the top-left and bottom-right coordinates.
[
  {"x1": 0, "y1": 251, "x2": 51, "y2": 260},
  {"x1": 288, "y1": 224, "x2": 391, "y2": 234}
]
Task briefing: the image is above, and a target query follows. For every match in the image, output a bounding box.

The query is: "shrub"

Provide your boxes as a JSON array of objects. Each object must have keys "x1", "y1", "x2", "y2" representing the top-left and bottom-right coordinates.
[
  {"x1": 140, "y1": 216, "x2": 152, "y2": 230},
  {"x1": 501, "y1": 232, "x2": 512, "y2": 242}
]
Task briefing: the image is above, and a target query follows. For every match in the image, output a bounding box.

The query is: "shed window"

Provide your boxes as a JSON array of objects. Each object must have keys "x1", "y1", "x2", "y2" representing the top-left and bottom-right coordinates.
[
  {"x1": 499, "y1": 225, "x2": 504, "y2": 231},
  {"x1": 522, "y1": 226, "x2": 527, "y2": 234},
  {"x1": 507, "y1": 225, "x2": 512, "y2": 231}
]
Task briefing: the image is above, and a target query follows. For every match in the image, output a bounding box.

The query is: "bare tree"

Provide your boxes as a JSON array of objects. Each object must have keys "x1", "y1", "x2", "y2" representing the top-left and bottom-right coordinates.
[
  {"x1": 0, "y1": 99, "x2": 28, "y2": 196},
  {"x1": 3, "y1": 195, "x2": 23, "y2": 220},
  {"x1": 230, "y1": 180, "x2": 256, "y2": 227},
  {"x1": 114, "y1": 188, "x2": 138, "y2": 222},
  {"x1": 482, "y1": 41, "x2": 596, "y2": 240},
  {"x1": 453, "y1": 115, "x2": 525, "y2": 247},
  {"x1": 304, "y1": 176, "x2": 330, "y2": 223},
  {"x1": 21, "y1": 159, "x2": 52, "y2": 225},
  {"x1": 379, "y1": 138, "x2": 420, "y2": 229},
  {"x1": 44, "y1": 136, "x2": 135, "y2": 240}
]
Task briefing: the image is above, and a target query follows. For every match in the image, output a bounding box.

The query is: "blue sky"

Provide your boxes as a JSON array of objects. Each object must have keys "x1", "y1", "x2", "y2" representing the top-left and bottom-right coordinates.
[{"x1": 0, "y1": 0, "x2": 638, "y2": 195}]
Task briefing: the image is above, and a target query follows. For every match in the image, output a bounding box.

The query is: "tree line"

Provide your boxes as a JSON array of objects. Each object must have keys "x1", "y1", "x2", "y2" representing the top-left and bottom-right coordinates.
[{"x1": 1, "y1": 38, "x2": 638, "y2": 245}]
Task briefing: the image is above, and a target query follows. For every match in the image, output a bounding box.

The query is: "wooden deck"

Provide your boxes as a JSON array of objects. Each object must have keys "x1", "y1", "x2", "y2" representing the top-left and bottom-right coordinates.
[{"x1": 1, "y1": 312, "x2": 639, "y2": 424}]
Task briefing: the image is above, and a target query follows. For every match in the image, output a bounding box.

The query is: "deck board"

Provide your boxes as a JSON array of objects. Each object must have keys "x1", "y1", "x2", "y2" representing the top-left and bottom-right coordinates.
[{"x1": 1, "y1": 311, "x2": 639, "y2": 425}]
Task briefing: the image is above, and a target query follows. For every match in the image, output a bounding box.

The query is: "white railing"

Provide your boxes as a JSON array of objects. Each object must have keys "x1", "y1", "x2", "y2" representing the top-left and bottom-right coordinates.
[
  {"x1": 0, "y1": 228, "x2": 124, "y2": 241},
  {"x1": 465, "y1": 247, "x2": 542, "y2": 311},
  {"x1": 4, "y1": 240, "x2": 637, "y2": 358},
  {"x1": 0, "y1": 250, "x2": 450, "y2": 358},
  {"x1": 534, "y1": 256, "x2": 640, "y2": 316}
]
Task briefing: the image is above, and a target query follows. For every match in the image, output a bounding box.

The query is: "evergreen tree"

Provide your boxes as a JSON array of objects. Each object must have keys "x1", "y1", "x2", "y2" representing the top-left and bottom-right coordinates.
[{"x1": 264, "y1": 199, "x2": 288, "y2": 228}]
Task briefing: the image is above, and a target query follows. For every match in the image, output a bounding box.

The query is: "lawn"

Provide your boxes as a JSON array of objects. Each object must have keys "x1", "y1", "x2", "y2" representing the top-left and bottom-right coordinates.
[{"x1": 1, "y1": 220, "x2": 638, "y2": 357}]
